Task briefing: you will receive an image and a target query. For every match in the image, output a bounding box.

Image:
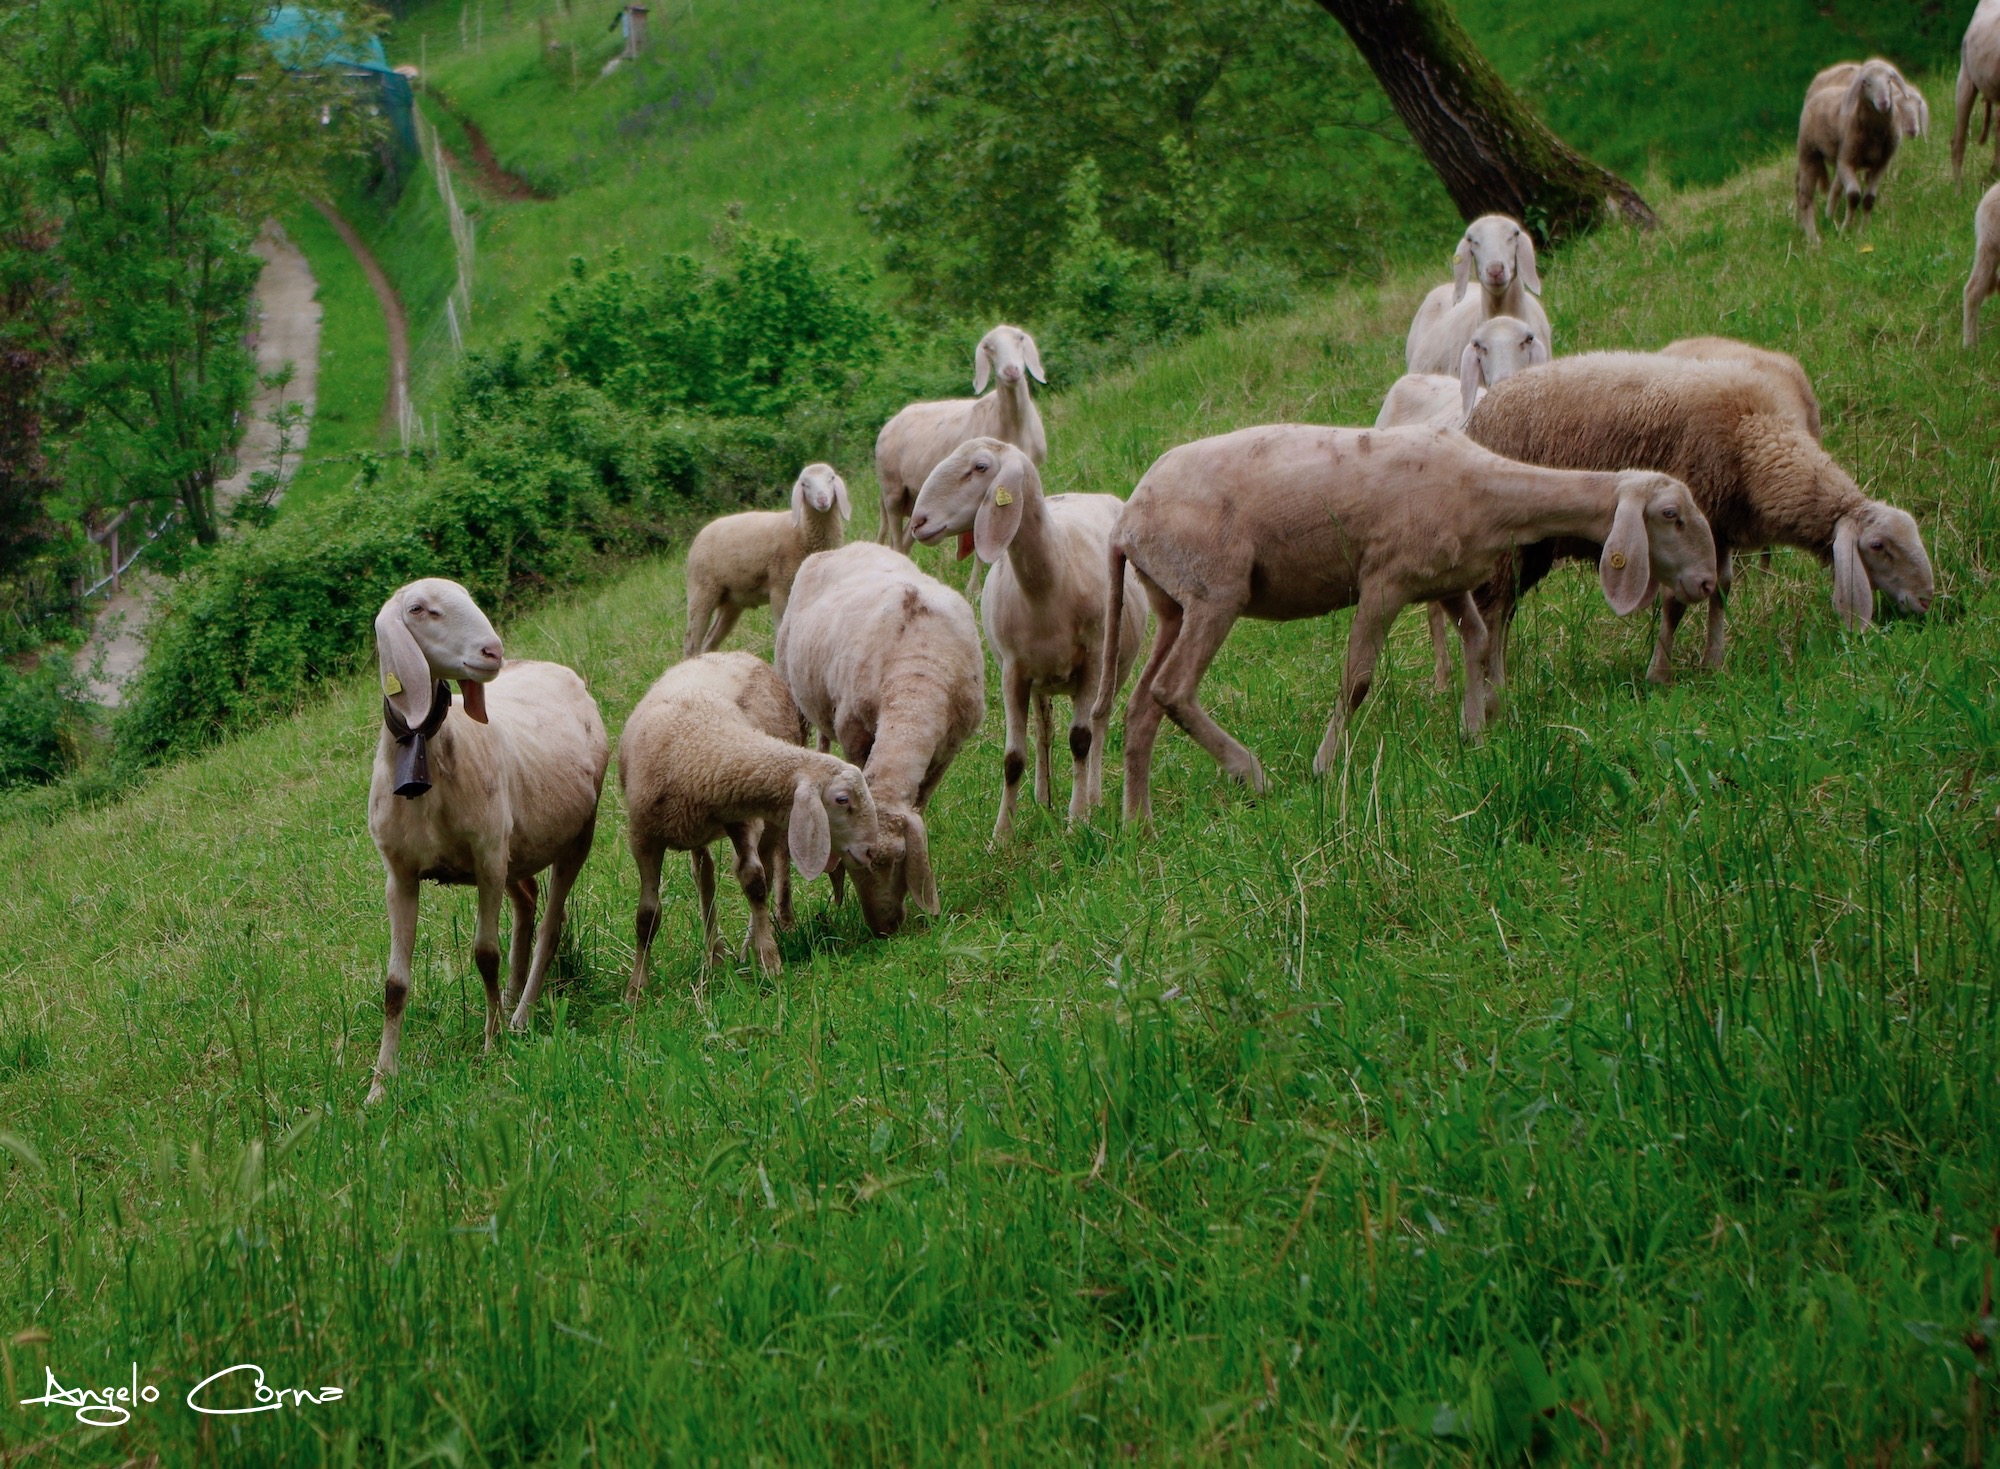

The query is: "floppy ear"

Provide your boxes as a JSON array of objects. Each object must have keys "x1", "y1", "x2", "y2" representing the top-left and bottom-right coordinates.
[
  {"x1": 790, "y1": 473, "x2": 808, "y2": 531},
  {"x1": 832, "y1": 470, "x2": 852, "y2": 521},
  {"x1": 1832, "y1": 514, "x2": 1874, "y2": 629},
  {"x1": 1021, "y1": 332, "x2": 1046, "y2": 384},
  {"x1": 1458, "y1": 342, "x2": 1485, "y2": 421},
  {"x1": 1452, "y1": 238, "x2": 1472, "y2": 304},
  {"x1": 973, "y1": 337, "x2": 994, "y2": 393},
  {"x1": 903, "y1": 810, "x2": 939, "y2": 916},
  {"x1": 1515, "y1": 230, "x2": 1542, "y2": 297},
  {"x1": 1527, "y1": 331, "x2": 1551, "y2": 367},
  {"x1": 789, "y1": 774, "x2": 832, "y2": 880},
  {"x1": 973, "y1": 450, "x2": 1030, "y2": 564},
  {"x1": 375, "y1": 591, "x2": 433, "y2": 725},
  {"x1": 1597, "y1": 488, "x2": 1656, "y2": 615}
]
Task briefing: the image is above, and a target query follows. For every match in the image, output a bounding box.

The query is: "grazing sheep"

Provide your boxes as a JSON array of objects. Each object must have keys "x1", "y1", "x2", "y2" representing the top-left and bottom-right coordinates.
[
  {"x1": 1965, "y1": 183, "x2": 2000, "y2": 346},
  {"x1": 619, "y1": 651, "x2": 878, "y2": 987},
  {"x1": 1092, "y1": 425, "x2": 1718, "y2": 825},
  {"x1": 775, "y1": 543, "x2": 985, "y2": 936},
  {"x1": 1954, "y1": 0, "x2": 2000, "y2": 183},
  {"x1": 683, "y1": 463, "x2": 851, "y2": 658},
  {"x1": 906, "y1": 437, "x2": 1148, "y2": 839},
  {"x1": 1404, "y1": 215, "x2": 1553, "y2": 375},
  {"x1": 1798, "y1": 59, "x2": 1925, "y2": 241},
  {"x1": 1464, "y1": 353, "x2": 1935, "y2": 695},
  {"x1": 367, "y1": 578, "x2": 609, "y2": 1103},
  {"x1": 1659, "y1": 337, "x2": 1822, "y2": 440},
  {"x1": 875, "y1": 325, "x2": 1048, "y2": 574}
]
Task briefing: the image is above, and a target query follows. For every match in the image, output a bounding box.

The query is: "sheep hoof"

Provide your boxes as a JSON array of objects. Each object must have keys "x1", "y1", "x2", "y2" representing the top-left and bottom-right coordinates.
[{"x1": 365, "y1": 1080, "x2": 388, "y2": 1105}]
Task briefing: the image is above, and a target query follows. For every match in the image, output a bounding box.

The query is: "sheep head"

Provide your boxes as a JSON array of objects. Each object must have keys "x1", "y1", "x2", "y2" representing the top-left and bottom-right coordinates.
[
  {"x1": 974, "y1": 325, "x2": 1046, "y2": 393},
  {"x1": 1453, "y1": 214, "x2": 1541, "y2": 305},
  {"x1": 789, "y1": 759, "x2": 878, "y2": 881},
  {"x1": 845, "y1": 801, "x2": 938, "y2": 937},
  {"x1": 1457, "y1": 315, "x2": 1549, "y2": 420},
  {"x1": 1833, "y1": 501, "x2": 1934, "y2": 627},
  {"x1": 1847, "y1": 59, "x2": 1903, "y2": 120},
  {"x1": 1600, "y1": 471, "x2": 1717, "y2": 615},
  {"x1": 908, "y1": 436, "x2": 1036, "y2": 564},
  {"x1": 374, "y1": 578, "x2": 504, "y2": 798},
  {"x1": 791, "y1": 462, "x2": 851, "y2": 528}
]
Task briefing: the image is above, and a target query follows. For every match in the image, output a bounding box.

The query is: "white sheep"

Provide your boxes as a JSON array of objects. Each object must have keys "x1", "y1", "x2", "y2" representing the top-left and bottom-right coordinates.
[
  {"x1": 619, "y1": 651, "x2": 878, "y2": 986},
  {"x1": 1965, "y1": 183, "x2": 2000, "y2": 346},
  {"x1": 683, "y1": 463, "x2": 851, "y2": 658},
  {"x1": 906, "y1": 437, "x2": 1148, "y2": 840},
  {"x1": 1464, "y1": 352, "x2": 1935, "y2": 693},
  {"x1": 1797, "y1": 59, "x2": 1925, "y2": 241},
  {"x1": 774, "y1": 542, "x2": 985, "y2": 935},
  {"x1": 367, "y1": 578, "x2": 609, "y2": 1103},
  {"x1": 1954, "y1": 0, "x2": 2000, "y2": 183},
  {"x1": 874, "y1": 325, "x2": 1048, "y2": 585},
  {"x1": 1092, "y1": 426, "x2": 1718, "y2": 825},
  {"x1": 1404, "y1": 215, "x2": 1553, "y2": 375}
]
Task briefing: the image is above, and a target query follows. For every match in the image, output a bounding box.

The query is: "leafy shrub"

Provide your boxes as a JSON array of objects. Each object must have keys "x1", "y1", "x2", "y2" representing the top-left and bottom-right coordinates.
[{"x1": 0, "y1": 654, "x2": 82, "y2": 789}]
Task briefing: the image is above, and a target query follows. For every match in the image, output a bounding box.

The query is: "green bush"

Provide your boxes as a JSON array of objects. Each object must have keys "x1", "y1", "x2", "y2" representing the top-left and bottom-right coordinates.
[{"x1": 0, "y1": 653, "x2": 82, "y2": 789}]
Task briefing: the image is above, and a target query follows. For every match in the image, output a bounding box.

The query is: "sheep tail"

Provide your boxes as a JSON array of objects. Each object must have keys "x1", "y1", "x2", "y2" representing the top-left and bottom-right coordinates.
[{"x1": 1093, "y1": 540, "x2": 1129, "y2": 724}]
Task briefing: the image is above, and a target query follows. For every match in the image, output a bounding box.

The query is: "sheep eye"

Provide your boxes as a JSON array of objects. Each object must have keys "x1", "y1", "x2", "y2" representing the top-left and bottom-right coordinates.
[
  {"x1": 1868, "y1": 539, "x2": 1887, "y2": 552},
  {"x1": 1661, "y1": 507, "x2": 1679, "y2": 522},
  {"x1": 834, "y1": 792, "x2": 849, "y2": 805}
]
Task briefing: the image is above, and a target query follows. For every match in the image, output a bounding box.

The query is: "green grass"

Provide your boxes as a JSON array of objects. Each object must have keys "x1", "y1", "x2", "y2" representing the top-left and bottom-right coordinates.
[
  {"x1": 280, "y1": 205, "x2": 391, "y2": 508},
  {"x1": 5, "y1": 117, "x2": 2000, "y2": 1461}
]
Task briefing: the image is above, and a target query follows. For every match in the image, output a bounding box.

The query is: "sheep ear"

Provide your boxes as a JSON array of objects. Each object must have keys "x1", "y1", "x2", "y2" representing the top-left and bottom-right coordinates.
[
  {"x1": 1021, "y1": 332, "x2": 1046, "y2": 384},
  {"x1": 832, "y1": 471, "x2": 852, "y2": 521},
  {"x1": 789, "y1": 775, "x2": 831, "y2": 880},
  {"x1": 1528, "y1": 332, "x2": 1551, "y2": 367},
  {"x1": 790, "y1": 474, "x2": 808, "y2": 531},
  {"x1": 1452, "y1": 240, "x2": 1472, "y2": 304},
  {"x1": 973, "y1": 452, "x2": 1029, "y2": 563},
  {"x1": 1458, "y1": 342, "x2": 1484, "y2": 421},
  {"x1": 973, "y1": 338, "x2": 993, "y2": 394},
  {"x1": 903, "y1": 810, "x2": 939, "y2": 916},
  {"x1": 1598, "y1": 489, "x2": 1656, "y2": 616},
  {"x1": 1516, "y1": 231, "x2": 1542, "y2": 298},
  {"x1": 375, "y1": 591, "x2": 432, "y2": 725},
  {"x1": 1832, "y1": 514, "x2": 1874, "y2": 629}
]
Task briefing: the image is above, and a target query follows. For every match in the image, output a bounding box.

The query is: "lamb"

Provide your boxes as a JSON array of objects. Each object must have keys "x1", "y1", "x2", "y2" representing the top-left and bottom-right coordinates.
[
  {"x1": 775, "y1": 542, "x2": 985, "y2": 935},
  {"x1": 1404, "y1": 215, "x2": 1553, "y2": 375},
  {"x1": 1965, "y1": 183, "x2": 2000, "y2": 346},
  {"x1": 1797, "y1": 59, "x2": 1925, "y2": 242},
  {"x1": 1091, "y1": 425, "x2": 1717, "y2": 825},
  {"x1": 1463, "y1": 353, "x2": 1935, "y2": 696},
  {"x1": 366, "y1": 578, "x2": 609, "y2": 1103},
  {"x1": 1659, "y1": 337, "x2": 1822, "y2": 440},
  {"x1": 618, "y1": 651, "x2": 878, "y2": 987},
  {"x1": 875, "y1": 325, "x2": 1048, "y2": 572},
  {"x1": 683, "y1": 463, "x2": 851, "y2": 658},
  {"x1": 1954, "y1": 0, "x2": 2000, "y2": 183},
  {"x1": 905, "y1": 437, "x2": 1148, "y2": 840}
]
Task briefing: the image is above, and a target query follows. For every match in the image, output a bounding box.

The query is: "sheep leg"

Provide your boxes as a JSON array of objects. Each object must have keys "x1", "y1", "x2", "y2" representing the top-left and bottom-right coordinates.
[
  {"x1": 625, "y1": 838, "x2": 665, "y2": 1003},
  {"x1": 1426, "y1": 601, "x2": 1455, "y2": 694},
  {"x1": 727, "y1": 822, "x2": 781, "y2": 977},
  {"x1": 684, "y1": 589, "x2": 719, "y2": 660},
  {"x1": 1444, "y1": 592, "x2": 1490, "y2": 738},
  {"x1": 768, "y1": 587, "x2": 789, "y2": 658},
  {"x1": 994, "y1": 663, "x2": 1031, "y2": 843},
  {"x1": 1647, "y1": 597, "x2": 1689, "y2": 685},
  {"x1": 1120, "y1": 581, "x2": 1184, "y2": 827},
  {"x1": 1151, "y1": 598, "x2": 1265, "y2": 794},
  {"x1": 511, "y1": 833, "x2": 591, "y2": 1031},
  {"x1": 472, "y1": 875, "x2": 505, "y2": 1052},
  {"x1": 1967, "y1": 233, "x2": 2000, "y2": 346},
  {"x1": 1068, "y1": 654, "x2": 1104, "y2": 824},
  {"x1": 1700, "y1": 589, "x2": 1729, "y2": 671},
  {"x1": 700, "y1": 601, "x2": 744, "y2": 655},
  {"x1": 1956, "y1": 66, "x2": 1978, "y2": 182},
  {"x1": 764, "y1": 820, "x2": 794, "y2": 930},
  {"x1": 690, "y1": 845, "x2": 724, "y2": 967},
  {"x1": 1032, "y1": 689, "x2": 1054, "y2": 807},
  {"x1": 1833, "y1": 159, "x2": 1863, "y2": 232},
  {"x1": 1796, "y1": 151, "x2": 1826, "y2": 243},
  {"x1": 1314, "y1": 591, "x2": 1398, "y2": 774},
  {"x1": 367, "y1": 864, "x2": 421, "y2": 1104},
  {"x1": 504, "y1": 876, "x2": 537, "y2": 1007}
]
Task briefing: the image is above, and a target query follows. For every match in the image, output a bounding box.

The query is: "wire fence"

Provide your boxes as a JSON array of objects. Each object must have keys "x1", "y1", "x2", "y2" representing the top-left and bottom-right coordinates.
[{"x1": 400, "y1": 99, "x2": 478, "y2": 450}]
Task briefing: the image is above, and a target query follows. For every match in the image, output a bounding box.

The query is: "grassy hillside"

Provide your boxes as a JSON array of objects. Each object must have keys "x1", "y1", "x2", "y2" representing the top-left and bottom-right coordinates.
[
  {"x1": 4, "y1": 116, "x2": 1997, "y2": 1460},
  {"x1": 282, "y1": 205, "x2": 391, "y2": 506}
]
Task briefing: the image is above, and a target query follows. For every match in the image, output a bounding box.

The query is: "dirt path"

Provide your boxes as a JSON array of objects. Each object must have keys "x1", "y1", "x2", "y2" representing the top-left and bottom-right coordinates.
[
  {"x1": 310, "y1": 197, "x2": 410, "y2": 439},
  {"x1": 77, "y1": 222, "x2": 323, "y2": 707},
  {"x1": 428, "y1": 93, "x2": 550, "y2": 201}
]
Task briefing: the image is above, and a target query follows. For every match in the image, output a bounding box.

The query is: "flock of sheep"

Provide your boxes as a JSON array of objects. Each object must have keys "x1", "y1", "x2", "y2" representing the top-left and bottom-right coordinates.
[{"x1": 357, "y1": 38, "x2": 1990, "y2": 1101}]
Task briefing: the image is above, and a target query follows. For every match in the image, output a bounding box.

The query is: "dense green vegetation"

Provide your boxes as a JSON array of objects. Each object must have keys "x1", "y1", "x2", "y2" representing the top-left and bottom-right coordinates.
[
  {"x1": 4, "y1": 112, "x2": 1997, "y2": 1461},
  {"x1": 281, "y1": 205, "x2": 390, "y2": 508}
]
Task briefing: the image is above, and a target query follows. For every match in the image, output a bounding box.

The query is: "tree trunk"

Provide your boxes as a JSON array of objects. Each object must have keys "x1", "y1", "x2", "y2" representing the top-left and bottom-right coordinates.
[{"x1": 1315, "y1": 0, "x2": 1656, "y2": 242}]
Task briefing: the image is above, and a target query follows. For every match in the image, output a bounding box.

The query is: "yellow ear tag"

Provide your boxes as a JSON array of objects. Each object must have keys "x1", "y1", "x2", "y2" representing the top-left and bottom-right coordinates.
[
  {"x1": 993, "y1": 488, "x2": 1014, "y2": 507},
  {"x1": 1608, "y1": 552, "x2": 1627, "y2": 571},
  {"x1": 384, "y1": 672, "x2": 404, "y2": 695}
]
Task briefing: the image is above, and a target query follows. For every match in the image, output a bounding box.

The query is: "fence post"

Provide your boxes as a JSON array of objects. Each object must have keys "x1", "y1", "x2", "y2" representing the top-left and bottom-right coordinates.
[{"x1": 623, "y1": 4, "x2": 647, "y2": 58}]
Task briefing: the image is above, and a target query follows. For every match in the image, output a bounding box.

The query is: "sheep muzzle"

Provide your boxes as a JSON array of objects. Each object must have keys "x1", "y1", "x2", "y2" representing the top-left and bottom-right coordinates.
[{"x1": 384, "y1": 681, "x2": 455, "y2": 798}]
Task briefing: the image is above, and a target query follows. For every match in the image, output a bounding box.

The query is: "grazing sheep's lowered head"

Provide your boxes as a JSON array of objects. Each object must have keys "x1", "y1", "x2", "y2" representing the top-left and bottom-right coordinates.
[
  {"x1": 1454, "y1": 214, "x2": 1541, "y2": 304},
  {"x1": 1458, "y1": 315, "x2": 1549, "y2": 419},
  {"x1": 1603, "y1": 471, "x2": 1720, "y2": 614},
  {"x1": 1837, "y1": 501, "x2": 1935, "y2": 625},
  {"x1": 792, "y1": 761, "x2": 880, "y2": 882},
  {"x1": 975, "y1": 325, "x2": 1046, "y2": 393},
  {"x1": 846, "y1": 805, "x2": 937, "y2": 937},
  {"x1": 907, "y1": 436, "x2": 1035, "y2": 563},
  {"x1": 375, "y1": 577, "x2": 504, "y2": 733},
  {"x1": 792, "y1": 462, "x2": 852, "y2": 527}
]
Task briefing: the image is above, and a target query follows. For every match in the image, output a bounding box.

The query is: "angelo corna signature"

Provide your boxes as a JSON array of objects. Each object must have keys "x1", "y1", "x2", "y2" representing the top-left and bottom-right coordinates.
[{"x1": 19, "y1": 1363, "x2": 342, "y2": 1427}]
